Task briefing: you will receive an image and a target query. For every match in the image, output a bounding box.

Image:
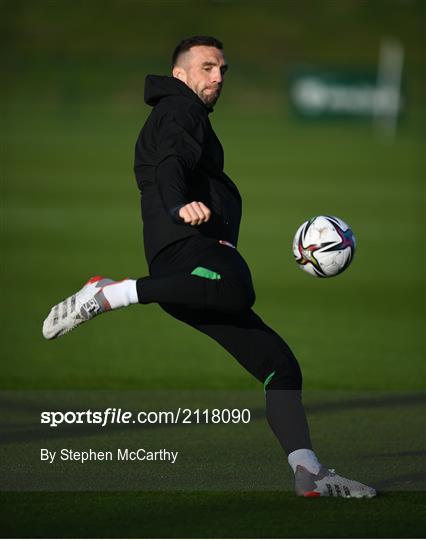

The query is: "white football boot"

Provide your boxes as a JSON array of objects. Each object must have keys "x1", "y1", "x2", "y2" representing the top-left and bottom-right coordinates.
[
  {"x1": 42, "y1": 276, "x2": 115, "y2": 340},
  {"x1": 295, "y1": 465, "x2": 377, "y2": 498}
]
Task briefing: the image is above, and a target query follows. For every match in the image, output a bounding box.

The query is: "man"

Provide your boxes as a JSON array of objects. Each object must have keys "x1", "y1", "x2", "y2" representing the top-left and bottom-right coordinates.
[{"x1": 43, "y1": 36, "x2": 376, "y2": 498}]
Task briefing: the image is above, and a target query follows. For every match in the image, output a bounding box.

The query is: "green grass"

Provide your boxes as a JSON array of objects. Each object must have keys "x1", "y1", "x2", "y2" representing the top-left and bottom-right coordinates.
[
  {"x1": 2, "y1": 491, "x2": 426, "y2": 538},
  {"x1": 1, "y1": 1, "x2": 425, "y2": 537},
  {"x1": 1, "y1": 390, "x2": 425, "y2": 492},
  {"x1": 1, "y1": 101, "x2": 425, "y2": 538},
  {"x1": 1, "y1": 98, "x2": 424, "y2": 538},
  {"x1": 1, "y1": 104, "x2": 424, "y2": 391},
  {"x1": 2, "y1": 389, "x2": 426, "y2": 537}
]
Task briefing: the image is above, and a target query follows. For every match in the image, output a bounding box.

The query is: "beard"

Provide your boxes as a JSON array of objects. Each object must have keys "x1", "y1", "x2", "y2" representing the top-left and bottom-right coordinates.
[{"x1": 198, "y1": 86, "x2": 222, "y2": 106}]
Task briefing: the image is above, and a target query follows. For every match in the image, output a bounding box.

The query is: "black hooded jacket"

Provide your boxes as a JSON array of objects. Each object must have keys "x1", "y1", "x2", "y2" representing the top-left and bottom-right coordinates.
[{"x1": 134, "y1": 75, "x2": 242, "y2": 267}]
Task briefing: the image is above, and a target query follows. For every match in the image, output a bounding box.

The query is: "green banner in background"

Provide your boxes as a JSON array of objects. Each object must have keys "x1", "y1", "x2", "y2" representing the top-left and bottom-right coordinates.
[{"x1": 289, "y1": 68, "x2": 404, "y2": 119}]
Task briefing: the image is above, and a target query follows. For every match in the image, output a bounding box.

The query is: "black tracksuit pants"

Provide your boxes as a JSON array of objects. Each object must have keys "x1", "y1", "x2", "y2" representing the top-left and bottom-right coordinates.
[{"x1": 137, "y1": 235, "x2": 312, "y2": 455}]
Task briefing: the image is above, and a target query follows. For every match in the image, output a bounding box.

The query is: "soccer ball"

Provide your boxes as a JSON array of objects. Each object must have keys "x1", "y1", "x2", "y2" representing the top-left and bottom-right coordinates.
[{"x1": 292, "y1": 215, "x2": 356, "y2": 278}]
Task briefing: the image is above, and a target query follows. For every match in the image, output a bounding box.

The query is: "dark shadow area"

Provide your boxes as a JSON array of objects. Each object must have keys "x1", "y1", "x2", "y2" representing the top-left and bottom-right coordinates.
[{"x1": 1, "y1": 391, "x2": 425, "y2": 444}]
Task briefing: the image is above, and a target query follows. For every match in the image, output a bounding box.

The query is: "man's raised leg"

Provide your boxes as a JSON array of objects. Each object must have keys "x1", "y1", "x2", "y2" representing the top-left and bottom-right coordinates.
[{"x1": 42, "y1": 276, "x2": 139, "y2": 339}]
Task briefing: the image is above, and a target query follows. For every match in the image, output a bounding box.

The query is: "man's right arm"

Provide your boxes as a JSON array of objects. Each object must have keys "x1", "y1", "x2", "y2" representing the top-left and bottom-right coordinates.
[{"x1": 155, "y1": 108, "x2": 211, "y2": 226}]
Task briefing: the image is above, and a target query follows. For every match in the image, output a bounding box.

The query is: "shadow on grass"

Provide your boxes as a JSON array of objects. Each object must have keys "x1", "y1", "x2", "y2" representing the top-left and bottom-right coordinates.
[{"x1": 1, "y1": 391, "x2": 425, "y2": 445}]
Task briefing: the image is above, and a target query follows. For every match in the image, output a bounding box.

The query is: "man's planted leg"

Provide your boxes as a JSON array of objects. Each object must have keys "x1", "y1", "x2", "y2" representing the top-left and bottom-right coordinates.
[{"x1": 160, "y1": 304, "x2": 376, "y2": 498}]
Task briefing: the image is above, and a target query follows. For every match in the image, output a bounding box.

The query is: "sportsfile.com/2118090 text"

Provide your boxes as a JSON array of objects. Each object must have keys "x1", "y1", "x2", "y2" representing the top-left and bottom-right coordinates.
[{"x1": 40, "y1": 408, "x2": 252, "y2": 427}]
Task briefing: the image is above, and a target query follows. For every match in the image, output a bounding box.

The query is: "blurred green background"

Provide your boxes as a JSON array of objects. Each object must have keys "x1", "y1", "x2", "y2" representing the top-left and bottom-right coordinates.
[
  {"x1": 1, "y1": 1, "x2": 425, "y2": 537},
  {"x1": 1, "y1": 0, "x2": 424, "y2": 391}
]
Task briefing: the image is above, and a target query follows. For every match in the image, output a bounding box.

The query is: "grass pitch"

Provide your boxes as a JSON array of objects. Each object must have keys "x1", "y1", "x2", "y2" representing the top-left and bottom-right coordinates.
[
  {"x1": 1, "y1": 99, "x2": 425, "y2": 538},
  {"x1": 1, "y1": 1, "x2": 425, "y2": 536}
]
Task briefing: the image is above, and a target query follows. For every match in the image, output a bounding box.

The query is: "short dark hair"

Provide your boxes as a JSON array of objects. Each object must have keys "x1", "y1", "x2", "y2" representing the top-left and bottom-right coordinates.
[{"x1": 172, "y1": 35, "x2": 223, "y2": 67}]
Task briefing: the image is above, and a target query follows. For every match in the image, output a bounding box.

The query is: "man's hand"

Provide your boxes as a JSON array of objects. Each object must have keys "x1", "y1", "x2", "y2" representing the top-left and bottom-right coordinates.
[{"x1": 179, "y1": 201, "x2": 211, "y2": 226}]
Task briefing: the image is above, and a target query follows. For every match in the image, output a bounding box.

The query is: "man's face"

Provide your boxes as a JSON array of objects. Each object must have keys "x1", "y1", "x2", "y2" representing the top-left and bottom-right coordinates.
[{"x1": 173, "y1": 45, "x2": 228, "y2": 106}]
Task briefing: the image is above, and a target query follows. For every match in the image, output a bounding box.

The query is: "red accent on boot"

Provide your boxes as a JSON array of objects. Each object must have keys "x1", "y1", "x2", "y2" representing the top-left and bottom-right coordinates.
[
  {"x1": 86, "y1": 276, "x2": 104, "y2": 285},
  {"x1": 303, "y1": 491, "x2": 321, "y2": 497}
]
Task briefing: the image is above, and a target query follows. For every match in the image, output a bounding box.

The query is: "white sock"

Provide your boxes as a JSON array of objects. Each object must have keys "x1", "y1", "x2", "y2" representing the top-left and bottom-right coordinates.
[
  {"x1": 288, "y1": 448, "x2": 322, "y2": 475},
  {"x1": 101, "y1": 279, "x2": 139, "y2": 310}
]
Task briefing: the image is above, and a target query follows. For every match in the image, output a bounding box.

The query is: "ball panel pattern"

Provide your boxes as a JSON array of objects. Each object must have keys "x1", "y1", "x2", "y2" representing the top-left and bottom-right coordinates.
[{"x1": 292, "y1": 216, "x2": 356, "y2": 278}]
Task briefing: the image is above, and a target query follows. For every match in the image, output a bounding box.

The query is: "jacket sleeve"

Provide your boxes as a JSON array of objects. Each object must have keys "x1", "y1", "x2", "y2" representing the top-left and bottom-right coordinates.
[{"x1": 155, "y1": 107, "x2": 207, "y2": 222}]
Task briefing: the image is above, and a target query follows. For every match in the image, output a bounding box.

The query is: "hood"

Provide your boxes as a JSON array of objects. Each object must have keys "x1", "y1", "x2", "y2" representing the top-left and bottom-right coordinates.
[{"x1": 144, "y1": 75, "x2": 213, "y2": 112}]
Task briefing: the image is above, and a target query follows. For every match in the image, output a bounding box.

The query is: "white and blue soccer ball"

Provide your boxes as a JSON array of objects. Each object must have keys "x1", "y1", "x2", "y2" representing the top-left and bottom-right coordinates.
[{"x1": 292, "y1": 215, "x2": 356, "y2": 278}]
